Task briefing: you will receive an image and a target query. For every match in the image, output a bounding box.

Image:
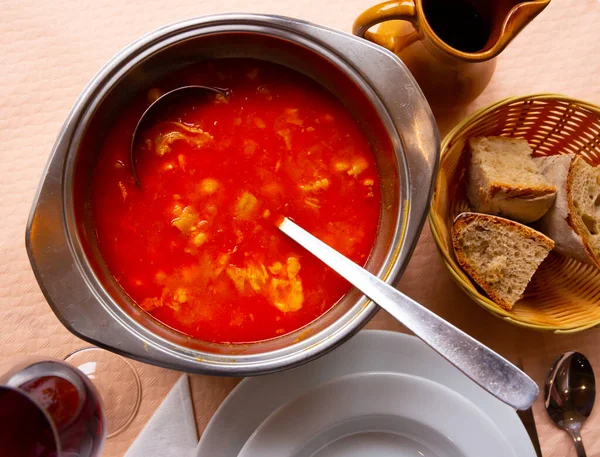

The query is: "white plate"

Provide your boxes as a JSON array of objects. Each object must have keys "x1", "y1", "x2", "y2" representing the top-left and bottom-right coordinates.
[
  {"x1": 195, "y1": 330, "x2": 536, "y2": 457},
  {"x1": 238, "y1": 372, "x2": 516, "y2": 457}
]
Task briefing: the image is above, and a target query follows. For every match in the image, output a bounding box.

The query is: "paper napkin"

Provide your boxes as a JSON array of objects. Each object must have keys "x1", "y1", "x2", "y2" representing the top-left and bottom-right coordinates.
[{"x1": 124, "y1": 375, "x2": 198, "y2": 457}]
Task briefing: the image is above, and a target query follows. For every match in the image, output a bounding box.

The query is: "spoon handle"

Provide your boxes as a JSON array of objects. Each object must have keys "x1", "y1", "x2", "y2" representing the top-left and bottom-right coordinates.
[
  {"x1": 278, "y1": 217, "x2": 539, "y2": 410},
  {"x1": 567, "y1": 429, "x2": 587, "y2": 457}
]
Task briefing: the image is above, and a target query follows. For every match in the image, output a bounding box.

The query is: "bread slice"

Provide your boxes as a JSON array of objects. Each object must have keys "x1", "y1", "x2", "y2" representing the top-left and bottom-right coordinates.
[
  {"x1": 452, "y1": 212, "x2": 554, "y2": 310},
  {"x1": 535, "y1": 154, "x2": 600, "y2": 267},
  {"x1": 467, "y1": 136, "x2": 557, "y2": 223}
]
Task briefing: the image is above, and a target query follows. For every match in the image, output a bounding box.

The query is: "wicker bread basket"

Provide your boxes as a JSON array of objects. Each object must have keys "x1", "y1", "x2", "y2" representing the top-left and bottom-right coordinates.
[{"x1": 429, "y1": 94, "x2": 600, "y2": 333}]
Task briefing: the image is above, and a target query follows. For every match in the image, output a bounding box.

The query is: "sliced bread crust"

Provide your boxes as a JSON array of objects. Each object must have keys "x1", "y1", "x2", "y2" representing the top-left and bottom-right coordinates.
[
  {"x1": 535, "y1": 154, "x2": 600, "y2": 268},
  {"x1": 568, "y1": 156, "x2": 600, "y2": 267},
  {"x1": 468, "y1": 137, "x2": 556, "y2": 223},
  {"x1": 452, "y1": 212, "x2": 554, "y2": 310}
]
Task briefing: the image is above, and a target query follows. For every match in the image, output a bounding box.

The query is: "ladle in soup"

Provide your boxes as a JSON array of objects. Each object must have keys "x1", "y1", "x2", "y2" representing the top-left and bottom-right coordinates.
[
  {"x1": 130, "y1": 85, "x2": 229, "y2": 185},
  {"x1": 277, "y1": 216, "x2": 539, "y2": 411}
]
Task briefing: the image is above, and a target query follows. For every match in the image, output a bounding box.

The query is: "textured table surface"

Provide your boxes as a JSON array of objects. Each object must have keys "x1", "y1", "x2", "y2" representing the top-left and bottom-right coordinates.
[{"x1": 1, "y1": 0, "x2": 600, "y2": 455}]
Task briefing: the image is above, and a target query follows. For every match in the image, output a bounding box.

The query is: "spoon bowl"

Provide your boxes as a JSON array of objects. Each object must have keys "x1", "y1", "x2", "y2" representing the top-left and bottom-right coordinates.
[
  {"x1": 545, "y1": 351, "x2": 596, "y2": 457},
  {"x1": 129, "y1": 85, "x2": 229, "y2": 185}
]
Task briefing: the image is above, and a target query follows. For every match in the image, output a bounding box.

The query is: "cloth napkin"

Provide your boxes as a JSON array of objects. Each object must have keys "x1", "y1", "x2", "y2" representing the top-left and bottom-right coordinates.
[
  {"x1": 124, "y1": 375, "x2": 198, "y2": 457},
  {"x1": 523, "y1": 340, "x2": 600, "y2": 457}
]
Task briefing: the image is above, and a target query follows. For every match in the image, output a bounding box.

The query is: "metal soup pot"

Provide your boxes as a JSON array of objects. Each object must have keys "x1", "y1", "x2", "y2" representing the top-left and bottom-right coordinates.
[{"x1": 26, "y1": 14, "x2": 439, "y2": 376}]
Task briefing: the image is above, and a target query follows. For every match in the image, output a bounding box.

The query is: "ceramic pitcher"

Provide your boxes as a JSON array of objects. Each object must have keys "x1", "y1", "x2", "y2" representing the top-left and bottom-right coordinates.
[{"x1": 353, "y1": 0, "x2": 551, "y2": 111}]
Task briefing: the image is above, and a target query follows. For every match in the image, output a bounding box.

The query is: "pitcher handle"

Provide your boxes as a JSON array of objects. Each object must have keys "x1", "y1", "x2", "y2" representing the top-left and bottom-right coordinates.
[{"x1": 352, "y1": 0, "x2": 418, "y2": 51}]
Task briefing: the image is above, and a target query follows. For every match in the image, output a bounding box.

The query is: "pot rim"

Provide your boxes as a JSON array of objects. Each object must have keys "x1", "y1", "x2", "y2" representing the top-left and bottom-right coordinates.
[{"x1": 26, "y1": 13, "x2": 439, "y2": 375}]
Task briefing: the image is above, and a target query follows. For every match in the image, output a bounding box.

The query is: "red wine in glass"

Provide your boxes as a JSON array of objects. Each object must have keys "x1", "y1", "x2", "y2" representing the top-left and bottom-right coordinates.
[{"x1": 0, "y1": 358, "x2": 106, "y2": 457}]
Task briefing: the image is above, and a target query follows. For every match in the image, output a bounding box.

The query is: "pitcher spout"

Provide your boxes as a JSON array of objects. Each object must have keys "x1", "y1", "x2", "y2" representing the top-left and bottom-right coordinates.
[{"x1": 487, "y1": 0, "x2": 551, "y2": 58}]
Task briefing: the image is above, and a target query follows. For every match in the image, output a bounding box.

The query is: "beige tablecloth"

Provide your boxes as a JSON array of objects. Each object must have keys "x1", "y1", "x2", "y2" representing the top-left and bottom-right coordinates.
[{"x1": 1, "y1": 0, "x2": 600, "y2": 455}]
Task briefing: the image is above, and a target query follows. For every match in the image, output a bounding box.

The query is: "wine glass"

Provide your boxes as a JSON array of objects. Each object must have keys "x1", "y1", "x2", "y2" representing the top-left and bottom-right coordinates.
[
  {"x1": 64, "y1": 348, "x2": 142, "y2": 438},
  {"x1": 0, "y1": 348, "x2": 142, "y2": 452},
  {"x1": 0, "y1": 356, "x2": 106, "y2": 456}
]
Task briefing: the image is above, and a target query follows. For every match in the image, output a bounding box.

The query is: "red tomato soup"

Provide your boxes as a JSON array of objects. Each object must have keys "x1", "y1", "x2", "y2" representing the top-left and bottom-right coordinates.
[{"x1": 92, "y1": 59, "x2": 381, "y2": 343}]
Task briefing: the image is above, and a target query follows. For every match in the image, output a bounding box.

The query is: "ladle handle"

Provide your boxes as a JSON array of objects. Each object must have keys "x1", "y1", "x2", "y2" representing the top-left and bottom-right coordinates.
[{"x1": 278, "y1": 217, "x2": 539, "y2": 410}]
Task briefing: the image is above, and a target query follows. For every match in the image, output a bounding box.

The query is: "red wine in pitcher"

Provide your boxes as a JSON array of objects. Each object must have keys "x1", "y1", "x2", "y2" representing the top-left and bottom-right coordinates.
[{"x1": 422, "y1": 0, "x2": 491, "y2": 52}]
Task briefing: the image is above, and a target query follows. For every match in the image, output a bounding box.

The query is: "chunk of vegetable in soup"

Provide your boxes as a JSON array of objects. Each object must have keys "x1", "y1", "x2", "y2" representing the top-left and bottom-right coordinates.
[{"x1": 92, "y1": 59, "x2": 381, "y2": 343}]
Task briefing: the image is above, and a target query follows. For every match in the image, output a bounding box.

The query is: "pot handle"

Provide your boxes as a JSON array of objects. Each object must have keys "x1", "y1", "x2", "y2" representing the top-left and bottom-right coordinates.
[{"x1": 352, "y1": 0, "x2": 418, "y2": 52}]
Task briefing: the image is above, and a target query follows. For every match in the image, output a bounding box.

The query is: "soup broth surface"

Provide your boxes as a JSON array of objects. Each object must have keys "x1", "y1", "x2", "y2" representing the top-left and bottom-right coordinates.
[{"x1": 92, "y1": 59, "x2": 381, "y2": 343}]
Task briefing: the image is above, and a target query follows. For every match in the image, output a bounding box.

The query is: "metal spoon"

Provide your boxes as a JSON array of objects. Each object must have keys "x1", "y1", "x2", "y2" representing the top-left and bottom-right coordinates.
[
  {"x1": 129, "y1": 85, "x2": 229, "y2": 186},
  {"x1": 545, "y1": 352, "x2": 596, "y2": 457},
  {"x1": 277, "y1": 216, "x2": 539, "y2": 410}
]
